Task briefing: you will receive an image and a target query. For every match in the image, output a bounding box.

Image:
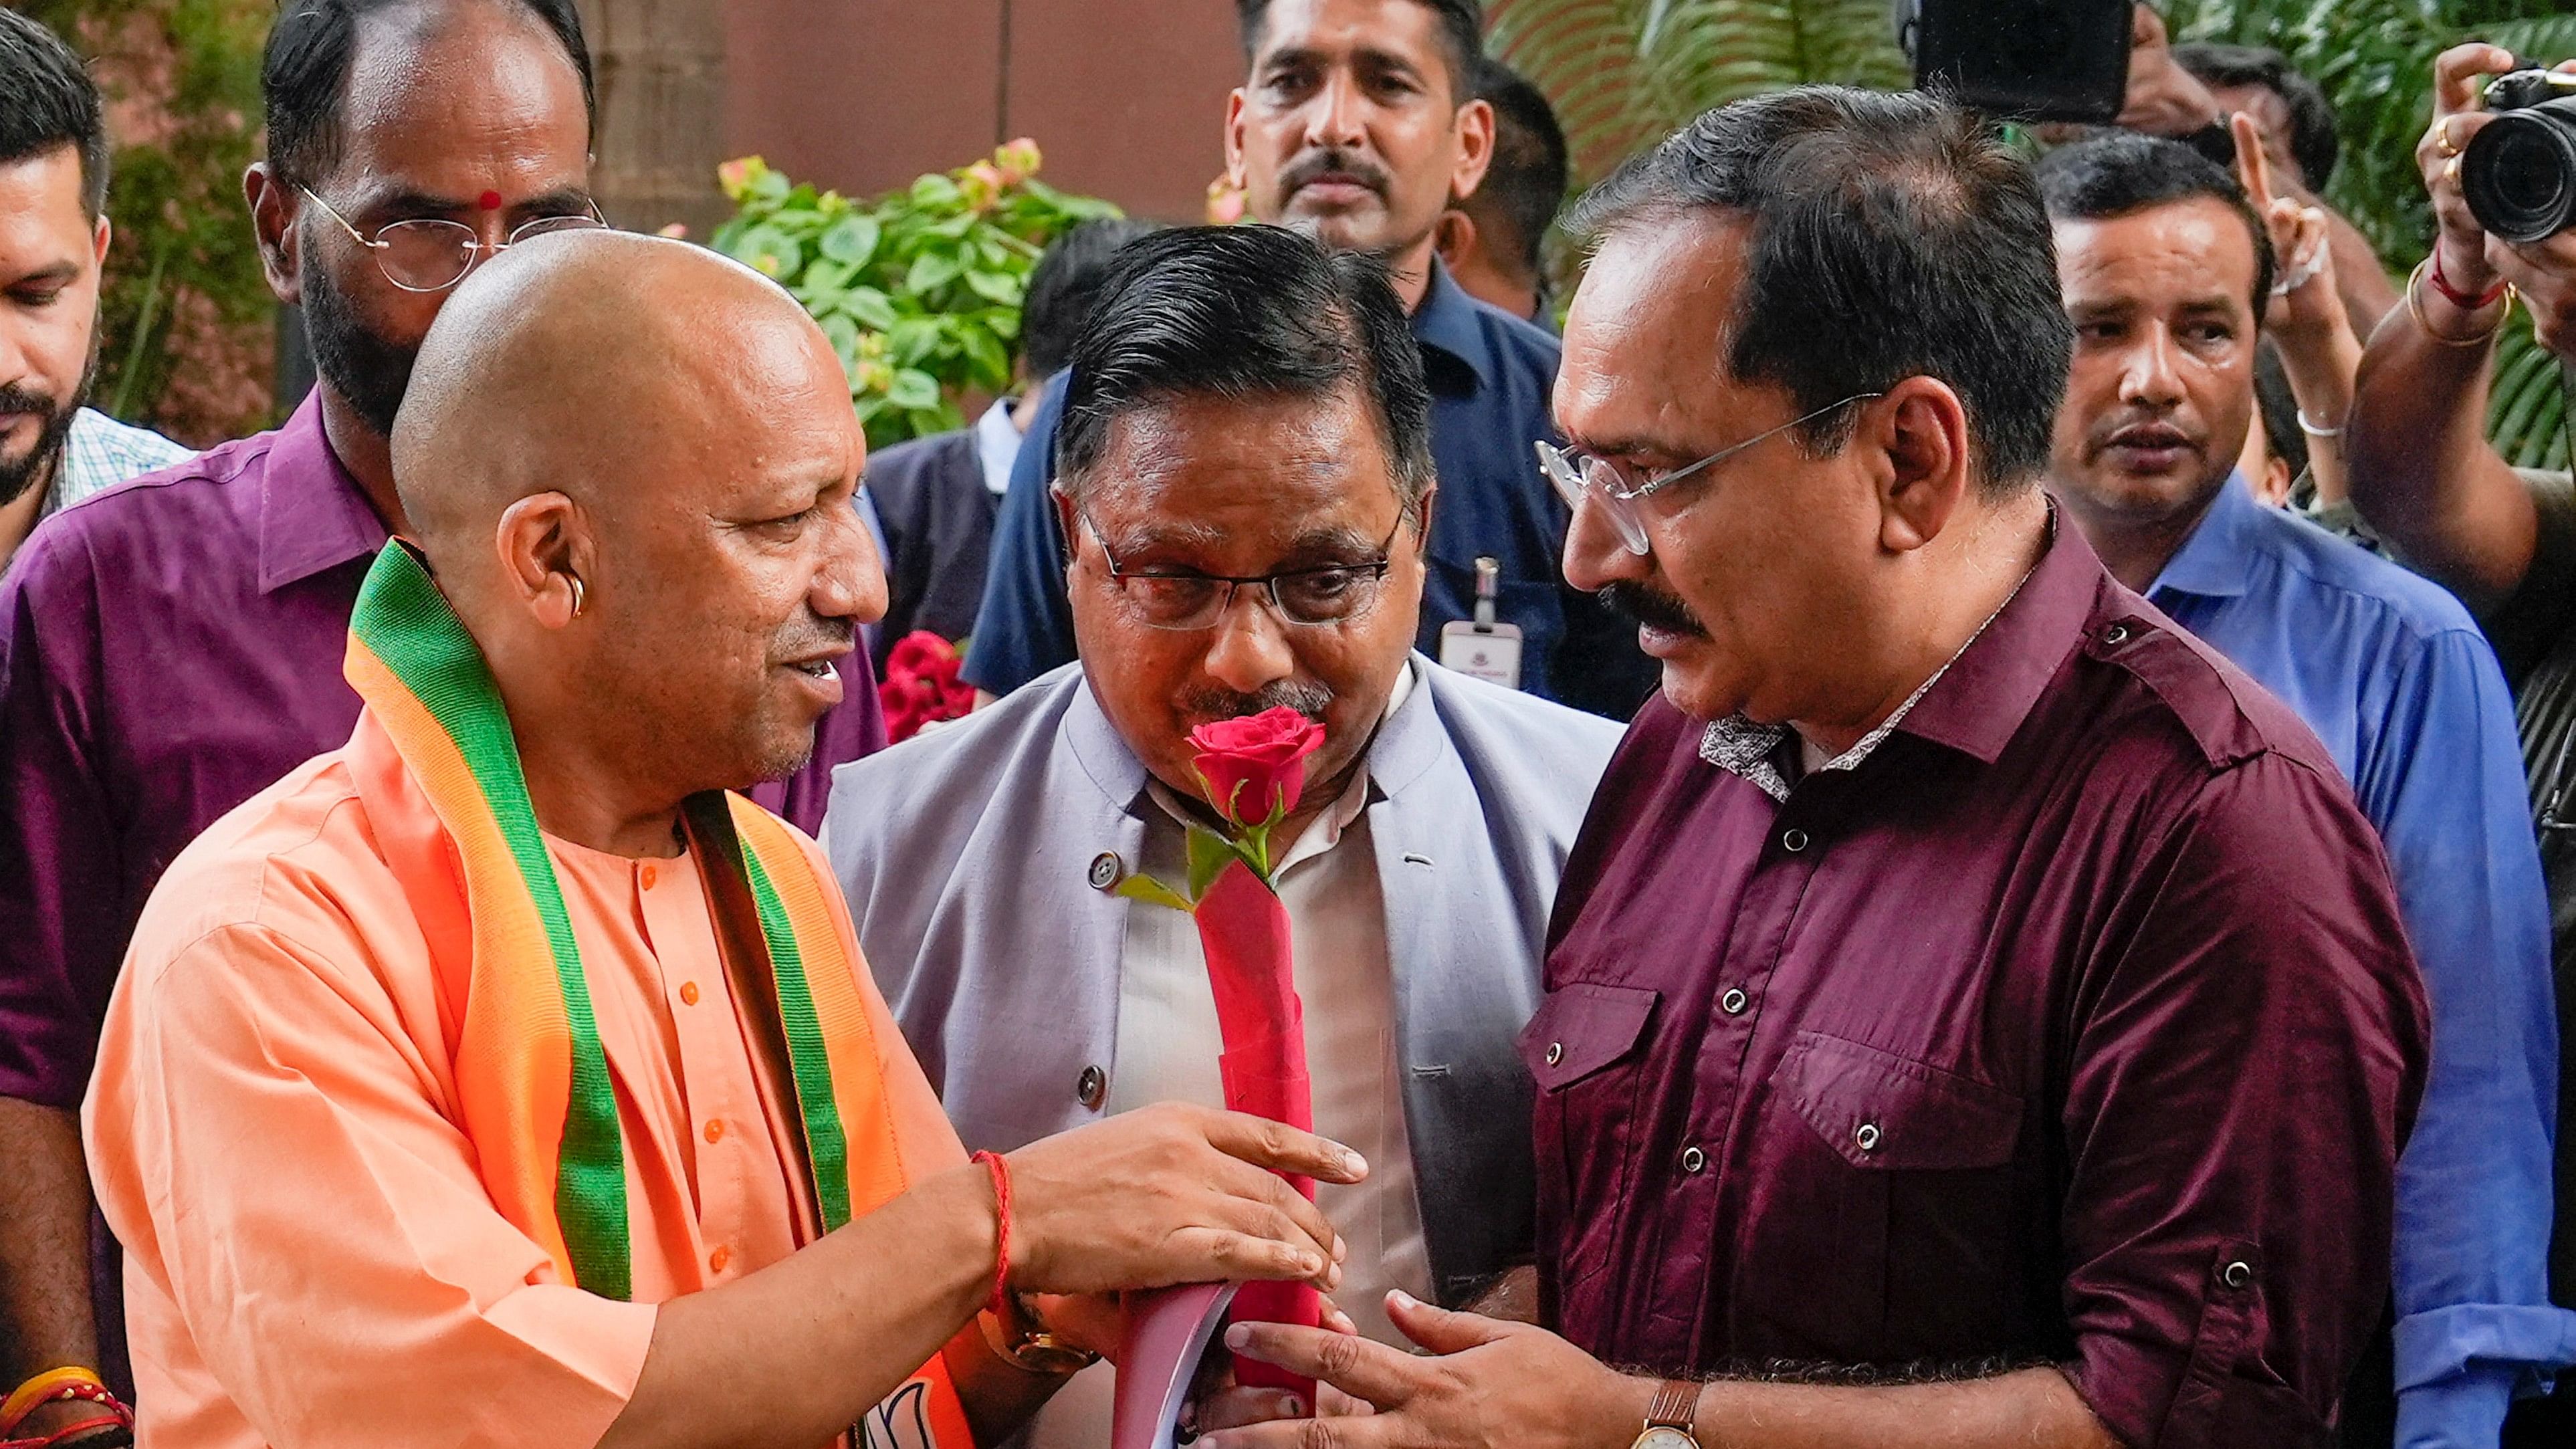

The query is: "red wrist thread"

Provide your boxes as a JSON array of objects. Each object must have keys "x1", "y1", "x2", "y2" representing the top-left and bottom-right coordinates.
[
  {"x1": 972, "y1": 1149, "x2": 1012, "y2": 1319},
  {"x1": 2429, "y1": 245, "x2": 2509, "y2": 311}
]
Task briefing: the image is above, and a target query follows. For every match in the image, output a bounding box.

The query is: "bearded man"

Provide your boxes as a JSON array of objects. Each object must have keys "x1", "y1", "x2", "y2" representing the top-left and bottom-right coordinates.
[
  {"x1": 78, "y1": 227, "x2": 1364, "y2": 1449},
  {"x1": 0, "y1": 0, "x2": 891, "y2": 1422},
  {"x1": 0, "y1": 8, "x2": 191, "y2": 568}
]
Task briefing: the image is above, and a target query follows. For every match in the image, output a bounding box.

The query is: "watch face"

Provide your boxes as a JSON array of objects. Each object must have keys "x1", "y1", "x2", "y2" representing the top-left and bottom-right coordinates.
[{"x1": 1634, "y1": 1430, "x2": 1697, "y2": 1449}]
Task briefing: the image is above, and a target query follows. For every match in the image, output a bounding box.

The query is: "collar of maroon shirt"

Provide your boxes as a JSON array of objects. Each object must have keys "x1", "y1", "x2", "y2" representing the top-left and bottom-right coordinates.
[
  {"x1": 256, "y1": 393, "x2": 391, "y2": 595},
  {"x1": 1888, "y1": 508, "x2": 2095, "y2": 764}
]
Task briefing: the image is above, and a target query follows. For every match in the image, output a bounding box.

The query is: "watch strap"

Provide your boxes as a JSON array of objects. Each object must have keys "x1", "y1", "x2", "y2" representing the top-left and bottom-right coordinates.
[{"x1": 1646, "y1": 1378, "x2": 1703, "y2": 1431}]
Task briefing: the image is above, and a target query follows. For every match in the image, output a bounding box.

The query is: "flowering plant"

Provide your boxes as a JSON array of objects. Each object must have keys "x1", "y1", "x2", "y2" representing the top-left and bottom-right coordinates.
[
  {"x1": 711, "y1": 140, "x2": 1119, "y2": 449},
  {"x1": 877, "y1": 632, "x2": 975, "y2": 744}
]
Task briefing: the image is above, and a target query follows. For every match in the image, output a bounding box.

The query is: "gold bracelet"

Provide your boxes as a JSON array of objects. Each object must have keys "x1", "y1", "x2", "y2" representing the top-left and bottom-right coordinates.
[{"x1": 2407, "y1": 257, "x2": 2515, "y2": 348}]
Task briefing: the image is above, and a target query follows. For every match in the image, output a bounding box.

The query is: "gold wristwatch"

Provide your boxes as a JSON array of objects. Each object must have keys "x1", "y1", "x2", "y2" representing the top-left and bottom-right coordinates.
[
  {"x1": 1630, "y1": 1379, "x2": 1704, "y2": 1448},
  {"x1": 979, "y1": 1291, "x2": 1101, "y2": 1376}
]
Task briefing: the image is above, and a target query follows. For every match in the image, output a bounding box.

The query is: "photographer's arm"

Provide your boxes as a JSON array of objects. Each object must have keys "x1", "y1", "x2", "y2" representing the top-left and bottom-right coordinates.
[{"x1": 2345, "y1": 43, "x2": 2542, "y2": 616}]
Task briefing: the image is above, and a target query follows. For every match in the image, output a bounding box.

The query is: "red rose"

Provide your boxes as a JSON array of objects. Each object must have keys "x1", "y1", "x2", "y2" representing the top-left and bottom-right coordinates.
[
  {"x1": 878, "y1": 631, "x2": 974, "y2": 744},
  {"x1": 1189, "y1": 706, "x2": 1325, "y2": 827}
]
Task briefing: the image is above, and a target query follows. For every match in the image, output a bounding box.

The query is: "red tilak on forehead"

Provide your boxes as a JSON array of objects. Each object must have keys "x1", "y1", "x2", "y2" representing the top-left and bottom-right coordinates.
[{"x1": 478, "y1": 189, "x2": 502, "y2": 211}]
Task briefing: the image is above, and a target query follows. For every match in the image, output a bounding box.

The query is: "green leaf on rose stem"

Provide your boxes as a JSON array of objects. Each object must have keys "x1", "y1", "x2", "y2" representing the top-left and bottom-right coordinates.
[
  {"x1": 910, "y1": 174, "x2": 964, "y2": 209},
  {"x1": 1114, "y1": 874, "x2": 1196, "y2": 913},
  {"x1": 1186, "y1": 825, "x2": 1242, "y2": 899},
  {"x1": 819, "y1": 214, "x2": 881, "y2": 267}
]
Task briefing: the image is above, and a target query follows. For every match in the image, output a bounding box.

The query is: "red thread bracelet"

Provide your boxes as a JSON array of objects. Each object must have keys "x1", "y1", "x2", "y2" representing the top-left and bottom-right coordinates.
[
  {"x1": 2429, "y1": 245, "x2": 2509, "y2": 311},
  {"x1": 971, "y1": 1149, "x2": 1012, "y2": 1319}
]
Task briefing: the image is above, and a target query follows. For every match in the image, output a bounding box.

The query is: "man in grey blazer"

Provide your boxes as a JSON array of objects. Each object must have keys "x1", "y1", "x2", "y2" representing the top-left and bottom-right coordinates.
[{"x1": 825, "y1": 225, "x2": 1620, "y2": 1441}]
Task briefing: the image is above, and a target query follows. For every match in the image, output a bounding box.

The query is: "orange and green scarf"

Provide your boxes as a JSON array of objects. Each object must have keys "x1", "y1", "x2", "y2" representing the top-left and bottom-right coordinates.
[{"x1": 342, "y1": 541, "x2": 908, "y2": 1297}]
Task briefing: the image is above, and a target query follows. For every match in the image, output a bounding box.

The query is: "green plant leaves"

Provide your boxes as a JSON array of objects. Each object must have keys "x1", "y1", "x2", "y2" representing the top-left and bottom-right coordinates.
[
  {"x1": 707, "y1": 142, "x2": 1122, "y2": 450},
  {"x1": 886, "y1": 369, "x2": 943, "y2": 410},
  {"x1": 819, "y1": 215, "x2": 882, "y2": 267}
]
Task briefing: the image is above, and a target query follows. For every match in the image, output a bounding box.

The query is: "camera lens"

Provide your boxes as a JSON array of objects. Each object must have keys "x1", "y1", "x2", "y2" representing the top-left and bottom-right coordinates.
[{"x1": 2463, "y1": 102, "x2": 2576, "y2": 243}]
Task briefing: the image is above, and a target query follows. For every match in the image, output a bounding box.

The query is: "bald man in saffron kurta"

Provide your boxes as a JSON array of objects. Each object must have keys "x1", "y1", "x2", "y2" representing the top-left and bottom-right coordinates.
[{"x1": 83, "y1": 711, "x2": 960, "y2": 1448}]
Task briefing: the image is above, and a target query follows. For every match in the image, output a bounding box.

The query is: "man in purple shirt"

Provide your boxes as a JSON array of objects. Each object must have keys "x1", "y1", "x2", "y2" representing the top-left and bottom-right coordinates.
[
  {"x1": 1205, "y1": 88, "x2": 2426, "y2": 1449},
  {"x1": 0, "y1": 0, "x2": 884, "y2": 1419}
]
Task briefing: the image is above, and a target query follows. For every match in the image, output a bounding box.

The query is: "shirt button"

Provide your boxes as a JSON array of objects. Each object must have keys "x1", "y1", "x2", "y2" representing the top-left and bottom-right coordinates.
[
  {"x1": 679, "y1": 980, "x2": 700, "y2": 1006},
  {"x1": 1545, "y1": 1042, "x2": 1564, "y2": 1066},
  {"x1": 1782, "y1": 828, "x2": 1809, "y2": 853},
  {"x1": 704, "y1": 1119, "x2": 725, "y2": 1143},
  {"x1": 1679, "y1": 1145, "x2": 1707, "y2": 1174},
  {"x1": 640, "y1": 863, "x2": 659, "y2": 889},
  {"x1": 1719, "y1": 987, "x2": 1748, "y2": 1016},
  {"x1": 1076, "y1": 1064, "x2": 1108, "y2": 1109},
  {"x1": 708, "y1": 1245, "x2": 731, "y2": 1274},
  {"x1": 1088, "y1": 853, "x2": 1123, "y2": 891},
  {"x1": 2102, "y1": 623, "x2": 2131, "y2": 647},
  {"x1": 2222, "y1": 1260, "x2": 2254, "y2": 1290},
  {"x1": 1854, "y1": 1121, "x2": 1882, "y2": 1153}
]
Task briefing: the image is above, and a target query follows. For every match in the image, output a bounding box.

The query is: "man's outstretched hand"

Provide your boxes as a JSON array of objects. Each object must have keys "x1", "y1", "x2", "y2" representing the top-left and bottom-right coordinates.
[
  {"x1": 1003, "y1": 1101, "x2": 1363, "y2": 1299},
  {"x1": 1196, "y1": 1290, "x2": 1642, "y2": 1449}
]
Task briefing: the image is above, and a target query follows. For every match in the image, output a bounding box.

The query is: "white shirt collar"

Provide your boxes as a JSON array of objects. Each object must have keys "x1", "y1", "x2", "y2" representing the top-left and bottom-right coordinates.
[{"x1": 975, "y1": 397, "x2": 1023, "y2": 497}]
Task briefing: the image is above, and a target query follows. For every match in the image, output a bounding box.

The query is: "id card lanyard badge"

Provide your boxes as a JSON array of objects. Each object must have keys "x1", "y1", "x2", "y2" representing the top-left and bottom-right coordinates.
[{"x1": 1438, "y1": 556, "x2": 1525, "y2": 690}]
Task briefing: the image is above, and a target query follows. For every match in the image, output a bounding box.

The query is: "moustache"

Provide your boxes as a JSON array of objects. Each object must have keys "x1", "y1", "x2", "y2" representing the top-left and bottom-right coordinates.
[
  {"x1": 1279, "y1": 146, "x2": 1390, "y2": 201},
  {"x1": 0, "y1": 381, "x2": 62, "y2": 417},
  {"x1": 1176, "y1": 679, "x2": 1334, "y2": 728},
  {"x1": 1598, "y1": 582, "x2": 1709, "y2": 640},
  {"x1": 775, "y1": 616, "x2": 857, "y2": 658}
]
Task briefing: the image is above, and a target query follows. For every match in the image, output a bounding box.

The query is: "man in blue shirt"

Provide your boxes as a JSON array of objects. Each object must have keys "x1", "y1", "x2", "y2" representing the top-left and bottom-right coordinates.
[
  {"x1": 2041, "y1": 132, "x2": 2576, "y2": 1447},
  {"x1": 964, "y1": 0, "x2": 1654, "y2": 717}
]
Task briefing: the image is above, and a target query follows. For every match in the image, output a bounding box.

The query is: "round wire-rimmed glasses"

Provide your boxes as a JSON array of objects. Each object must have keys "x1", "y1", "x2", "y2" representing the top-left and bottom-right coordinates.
[
  {"x1": 299, "y1": 187, "x2": 609, "y2": 293},
  {"x1": 1075, "y1": 504, "x2": 1404, "y2": 631},
  {"x1": 1536, "y1": 391, "x2": 1884, "y2": 555}
]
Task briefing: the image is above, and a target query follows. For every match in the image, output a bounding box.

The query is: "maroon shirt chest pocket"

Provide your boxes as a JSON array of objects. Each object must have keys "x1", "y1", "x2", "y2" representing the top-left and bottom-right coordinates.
[
  {"x1": 1727, "y1": 1031, "x2": 2036, "y2": 1363},
  {"x1": 1517, "y1": 982, "x2": 1658, "y2": 1293}
]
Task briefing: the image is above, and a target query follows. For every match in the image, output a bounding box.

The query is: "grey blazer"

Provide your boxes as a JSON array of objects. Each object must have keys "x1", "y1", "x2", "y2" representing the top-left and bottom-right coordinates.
[{"x1": 825, "y1": 658, "x2": 1622, "y2": 1302}]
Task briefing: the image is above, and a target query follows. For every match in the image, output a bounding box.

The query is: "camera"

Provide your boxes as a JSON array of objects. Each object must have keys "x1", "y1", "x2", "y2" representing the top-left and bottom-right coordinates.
[
  {"x1": 2462, "y1": 67, "x2": 2576, "y2": 243},
  {"x1": 1895, "y1": 0, "x2": 2134, "y2": 125}
]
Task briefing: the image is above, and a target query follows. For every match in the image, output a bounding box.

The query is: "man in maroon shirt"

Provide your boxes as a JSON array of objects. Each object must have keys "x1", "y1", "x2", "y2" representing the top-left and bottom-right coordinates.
[
  {"x1": 1204, "y1": 88, "x2": 2427, "y2": 1449},
  {"x1": 0, "y1": 0, "x2": 888, "y2": 1427}
]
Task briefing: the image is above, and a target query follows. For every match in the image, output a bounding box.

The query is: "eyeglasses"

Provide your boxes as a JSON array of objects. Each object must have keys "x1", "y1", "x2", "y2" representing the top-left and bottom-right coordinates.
[
  {"x1": 1076, "y1": 506, "x2": 1405, "y2": 631},
  {"x1": 299, "y1": 187, "x2": 608, "y2": 293},
  {"x1": 1535, "y1": 392, "x2": 1884, "y2": 556}
]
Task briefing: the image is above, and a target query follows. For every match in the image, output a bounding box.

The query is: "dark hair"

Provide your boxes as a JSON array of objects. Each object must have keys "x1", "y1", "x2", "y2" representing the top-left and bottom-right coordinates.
[
  {"x1": 263, "y1": 0, "x2": 595, "y2": 189},
  {"x1": 1021, "y1": 217, "x2": 1162, "y2": 381},
  {"x1": 2035, "y1": 132, "x2": 2277, "y2": 323},
  {"x1": 1236, "y1": 0, "x2": 1485, "y2": 100},
  {"x1": 1055, "y1": 225, "x2": 1435, "y2": 510},
  {"x1": 0, "y1": 9, "x2": 110, "y2": 218},
  {"x1": 1464, "y1": 57, "x2": 1568, "y2": 281},
  {"x1": 1568, "y1": 86, "x2": 2071, "y2": 494},
  {"x1": 2171, "y1": 41, "x2": 2338, "y2": 190}
]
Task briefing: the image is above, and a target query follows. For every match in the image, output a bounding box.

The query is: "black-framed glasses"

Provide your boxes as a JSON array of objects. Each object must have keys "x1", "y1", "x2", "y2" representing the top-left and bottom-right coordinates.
[
  {"x1": 1075, "y1": 505, "x2": 1404, "y2": 631},
  {"x1": 1536, "y1": 392, "x2": 1884, "y2": 556},
  {"x1": 300, "y1": 187, "x2": 608, "y2": 293}
]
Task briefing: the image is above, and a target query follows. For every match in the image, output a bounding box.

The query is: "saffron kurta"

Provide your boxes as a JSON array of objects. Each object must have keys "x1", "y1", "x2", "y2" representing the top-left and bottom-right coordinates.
[{"x1": 82, "y1": 709, "x2": 965, "y2": 1449}]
